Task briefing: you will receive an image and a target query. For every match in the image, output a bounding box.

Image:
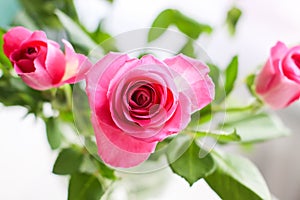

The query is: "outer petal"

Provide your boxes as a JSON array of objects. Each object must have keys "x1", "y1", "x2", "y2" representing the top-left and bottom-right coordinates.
[
  {"x1": 256, "y1": 42, "x2": 300, "y2": 109},
  {"x1": 164, "y1": 54, "x2": 214, "y2": 112},
  {"x1": 282, "y1": 46, "x2": 300, "y2": 83},
  {"x1": 17, "y1": 59, "x2": 53, "y2": 90},
  {"x1": 3, "y1": 26, "x2": 32, "y2": 57},
  {"x1": 45, "y1": 41, "x2": 65, "y2": 84},
  {"x1": 60, "y1": 39, "x2": 92, "y2": 83},
  {"x1": 86, "y1": 52, "x2": 130, "y2": 112},
  {"x1": 20, "y1": 30, "x2": 48, "y2": 49},
  {"x1": 92, "y1": 115, "x2": 152, "y2": 168},
  {"x1": 257, "y1": 75, "x2": 300, "y2": 109}
]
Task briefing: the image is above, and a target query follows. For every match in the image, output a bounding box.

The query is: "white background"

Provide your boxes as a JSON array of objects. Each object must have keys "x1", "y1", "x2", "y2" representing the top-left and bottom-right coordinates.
[{"x1": 1, "y1": 0, "x2": 300, "y2": 199}]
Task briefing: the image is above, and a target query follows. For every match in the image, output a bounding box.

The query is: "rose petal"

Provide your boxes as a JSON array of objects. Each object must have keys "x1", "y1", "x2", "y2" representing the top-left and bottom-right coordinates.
[
  {"x1": 257, "y1": 75, "x2": 300, "y2": 109},
  {"x1": 17, "y1": 59, "x2": 53, "y2": 90},
  {"x1": 45, "y1": 41, "x2": 66, "y2": 84},
  {"x1": 60, "y1": 39, "x2": 92, "y2": 83},
  {"x1": 282, "y1": 46, "x2": 300, "y2": 83},
  {"x1": 92, "y1": 115, "x2": 152, "y2": 168},
  {"x1": 20, "y1": 30, "x2": 48, "y2": 49},
  {"x1": 143, "y1": 93, "x2": 191, "y2": 142},
  {"x1": 3, "y1": 26, "x2": 32, "y2": 57},
  {"x1": 164, "y1": 54, "x2": 214, "y2": 112},
  {"x1": 86, "y1": 52, "x2": 130, "y2": 112}
]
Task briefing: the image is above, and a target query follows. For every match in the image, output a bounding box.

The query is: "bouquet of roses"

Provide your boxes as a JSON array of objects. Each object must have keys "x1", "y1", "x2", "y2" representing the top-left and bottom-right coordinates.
[{"x1": 0, "y1": 1, "x2": 298, "y2": 199}]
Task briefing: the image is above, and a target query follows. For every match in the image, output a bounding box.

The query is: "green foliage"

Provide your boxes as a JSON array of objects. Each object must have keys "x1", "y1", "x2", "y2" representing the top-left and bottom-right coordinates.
[
  {"x1": 223, "y1": 112, "x2": 290, "y2": 143},
  {"x1": 205, "y1": 151, "x2": 271, "y2": 200},
  {"x1": 195, "y1": 129, "x2": 241, "y2": 143},
  {"x1": 46, "y1": 117, "x2": 63, "y2": 150},
  {"x1": 179, "y1": 39, "x2": 195, "y2": 58},
  {"x1": 68, "y1": 172, "x2": 104, "y2": 200},
  {"x1": 80, "y1": 154, "x2": 117, "y2": 180},
  {"x1": 55, "y1": 10, "x2": 98, "y2": 52},
  {"x1": 169, "y1": 140, "x2": 216, "y2": 186},
  {"x1": 226, "y1": 6, "x2": 242, "y2": 35},
  {"x1": 224, "y1": 55, "x2": 238, "y2": 96},
  {"x1": 148, "y1": 9, "x2": 212, "y2": 42},
  {"x1": 53, "y1": 147, "x2": 84, "y2": 175},
  {"x1": 19, "y1": 0, "x2": 79, "y2": 29}
]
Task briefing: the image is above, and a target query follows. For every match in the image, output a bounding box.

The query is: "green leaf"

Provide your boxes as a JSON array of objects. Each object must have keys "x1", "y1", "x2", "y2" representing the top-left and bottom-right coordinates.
[
  {"x1": 148, "y1": 9, "x2": 175, "y2": 42},
  {"x1": 207, "y1": 63, "x2": 225, "y2": 103},
  {"x1": 179, "y1": 39, "x2": 195, "y2": 58},
  {"x1": 174, "y1": 11, "x2": 213, "y2": 40},
  {"x1": 46, "y1": 117, "x2": 63, "y2": 150},
  {"x1": 53, "y1": 147, "x2": 84, "y2": 175},
  {"x1": 245, "y1": 73, "x2": 256, "y2": 96},
  {"x1": 148, "y1": 9, "x2": 212, "y2": 42},
  {"x1": 224, "y1": 55, "x2": 238, "y2": 96},
  {"x1": 222, "y1": 112, "x2": 290, "y2": 143},
  {"x1": 169, "y1": 140, "x2": 216, "y2": 186},
  {"x1": 55, "y1": 10, "x2": 97, "y2": 51},
  {"x1": 195, "y1": 129, "x2": 241, "y2": 143},
  {"x1": 80, "y1": 154, "x2": 117, "y2": 180},
  {"x1": 68, "y1": 172, "x2": 103, "y2": 200},
  {"x1": 226, "y1": 6, "x2": 242, "y2": 35},
  {"x1": 205, "y1": 151, "x2": 271, "y2": 200}
]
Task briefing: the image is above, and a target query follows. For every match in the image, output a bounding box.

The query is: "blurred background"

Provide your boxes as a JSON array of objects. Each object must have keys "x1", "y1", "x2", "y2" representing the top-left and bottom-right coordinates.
[{"x1": 1, "y1": 0, "x2": 300, "y2": 199}]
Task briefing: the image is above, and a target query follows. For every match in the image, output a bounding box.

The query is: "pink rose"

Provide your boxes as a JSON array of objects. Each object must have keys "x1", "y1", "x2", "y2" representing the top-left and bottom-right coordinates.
[
  {"x1": 86, "y1": 52, "x2": 214, "y2": 168},
  {"x1": 3, "y1": 26, "x2": 92, "y2": 90},
  {"x1": 255, "y1": 41, "x2": 300, "y2": 109}
]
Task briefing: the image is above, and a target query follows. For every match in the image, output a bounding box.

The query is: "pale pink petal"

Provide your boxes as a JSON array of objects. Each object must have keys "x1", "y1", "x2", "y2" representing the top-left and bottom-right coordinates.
[
  {"x1": 3, "y1": 26, "x2": 32, "y2": 57},
  {"x1": 255, "y1": 59, "x2": 277, "y2": 94},
  {"x1": 164, "y1": 54, "x2": 214, "y2": 112},
  {"x1": 86, "y1": 52, "x2": 130, "y2": 112},
  {"x1": 271, "y1": 41, "x2": 289, "y2": 63},
  {"x1": 60, "y1": 39, "x2": 92, "y2": 83},
  {"x1": 258, "y1": 75, "x2": 300, "y2": 109}
]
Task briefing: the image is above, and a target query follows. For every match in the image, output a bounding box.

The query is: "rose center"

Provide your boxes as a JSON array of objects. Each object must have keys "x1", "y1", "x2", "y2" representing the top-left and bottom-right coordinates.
[
  {"x1": 131, "y1": 85, "x2": 153, "y2": 107},
  {"x1": 25, "y1": 47, "x2": 39, "y2": 58},
  {"x1": 292, "y1": 54, "x2": 300, "y2": 69}
]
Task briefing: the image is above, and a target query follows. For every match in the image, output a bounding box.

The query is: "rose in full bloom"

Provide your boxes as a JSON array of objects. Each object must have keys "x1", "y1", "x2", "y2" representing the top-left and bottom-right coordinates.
[
  {"x1": 86, "y1": 52, "x2": 214, "y2": 168},
  {"x1": 3, "y1": 26, "x2": 92, "y2": 90},
  {"x1": 255, "y1": 41, "x2": 300, "y2": 109}
]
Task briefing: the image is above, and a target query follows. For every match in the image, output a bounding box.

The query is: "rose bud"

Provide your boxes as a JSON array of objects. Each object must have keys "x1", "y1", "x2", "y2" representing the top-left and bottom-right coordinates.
[
  {"x1": 255, "y1": 41, "x2": 300, "y2": 109},
  {"x1": 3, "y1": 26, "x2": 92, "y2": 90}
]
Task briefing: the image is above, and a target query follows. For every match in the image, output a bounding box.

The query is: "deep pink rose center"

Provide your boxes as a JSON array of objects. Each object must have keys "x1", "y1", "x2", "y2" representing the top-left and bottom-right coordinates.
[
  {"x1": 11, "y1": 46, "x2": 43, "y2": 73},
  {"x1": 292, "y1": 54, "x2": 300, "y2": 69}
]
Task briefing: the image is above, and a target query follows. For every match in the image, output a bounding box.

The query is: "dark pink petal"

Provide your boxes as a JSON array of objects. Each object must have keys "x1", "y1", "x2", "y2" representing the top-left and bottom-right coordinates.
[
  {"x1": 3, "y1": 26, "x2": 32, "y2": 57},
  {"x1": 20, "y1": 30, "x2": 47, "y2": 49},
  {"x1": 45, "y1": 41, "x2": 65, "y2": 84},
  {"x1": 91, "y1": 115, "x2": 152, "y2": 168},
  {"x1": 143, "y1": 93, "x2": 191, "y2": 142},
  {"x1": 15, "y1": 59, "x2": 35, "y2": 73},
  {"x1": 282, "y1": 46, "x2": 300, "y2": 83},
  {"x1": 164, "y1": 54, "x2": 214, "y2": 112}
]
